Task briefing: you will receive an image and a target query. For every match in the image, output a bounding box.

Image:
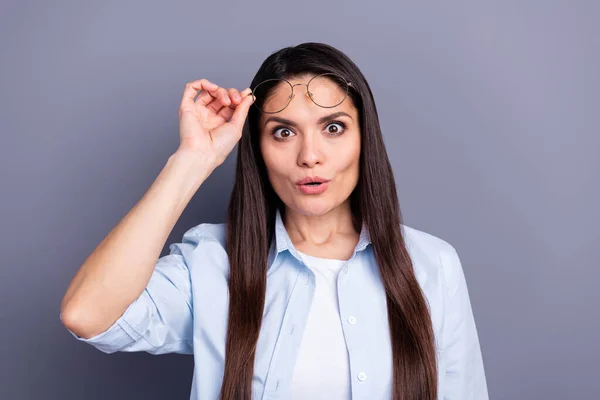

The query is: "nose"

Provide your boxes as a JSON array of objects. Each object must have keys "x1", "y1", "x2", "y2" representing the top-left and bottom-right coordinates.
[{"x1": 296, "y1": 131, "x2": 323, "y2": 168}]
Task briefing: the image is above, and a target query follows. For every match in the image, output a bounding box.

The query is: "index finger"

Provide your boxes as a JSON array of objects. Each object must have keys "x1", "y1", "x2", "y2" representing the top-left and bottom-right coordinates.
[{"x1": 181, "y1": 79, "x2": 220, "y2": 108}]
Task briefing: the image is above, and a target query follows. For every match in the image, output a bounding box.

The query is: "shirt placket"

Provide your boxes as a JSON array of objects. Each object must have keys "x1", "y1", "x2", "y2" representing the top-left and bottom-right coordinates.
[
  {"x1": 262, "y1": 230, "x2": 371, "y2": 399},
  {"x1": 262, "y1": 260, "x2": 315, "y2": 399},
  {"x1": 337, "y1": 249, "x2": 374, "y2": 398}
]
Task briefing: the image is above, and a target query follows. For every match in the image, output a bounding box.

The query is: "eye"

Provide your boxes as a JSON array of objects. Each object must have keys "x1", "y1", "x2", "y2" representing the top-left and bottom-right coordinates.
[
  {"x1": 270, "y1": 120, "x2": 347, "y2": 141},
  {"x1": 271, "y1": 126, "x2": 296, "y2": 141},
  {"x1": 324, "y1": 121, "x2": 347, "y2": 136}
]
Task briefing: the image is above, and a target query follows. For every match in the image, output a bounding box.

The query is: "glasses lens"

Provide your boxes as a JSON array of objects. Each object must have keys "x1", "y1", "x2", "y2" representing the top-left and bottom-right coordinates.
[
  {"x1": 307, "y1": 73, "x2": 349, "y2": 108},
  {"x1": 253, "y1": 79, "x2": 293, "y2": 113}
]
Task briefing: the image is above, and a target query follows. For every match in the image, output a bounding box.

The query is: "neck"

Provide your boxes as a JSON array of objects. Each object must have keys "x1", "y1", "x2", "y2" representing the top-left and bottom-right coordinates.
[{"x1": 283, "y1": 201, "x2": 356, "y2": 247}]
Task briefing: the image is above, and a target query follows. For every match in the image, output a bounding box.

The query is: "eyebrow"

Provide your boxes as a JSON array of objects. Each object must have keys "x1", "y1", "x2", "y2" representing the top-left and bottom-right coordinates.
[{"x1": 263, "y1": 111, "x2": 353, "y2": 127}]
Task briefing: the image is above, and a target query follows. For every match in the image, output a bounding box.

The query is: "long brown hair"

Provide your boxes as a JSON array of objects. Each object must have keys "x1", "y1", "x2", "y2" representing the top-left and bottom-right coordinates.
[{"x1": 221, "y1": 42, "x2": 438, "y2": 399}]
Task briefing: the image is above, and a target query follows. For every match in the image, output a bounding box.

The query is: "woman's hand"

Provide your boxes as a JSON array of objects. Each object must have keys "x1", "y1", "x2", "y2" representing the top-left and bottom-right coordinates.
[{"x1": 176, "y1": 79, "x2": 254, "y2": 167}]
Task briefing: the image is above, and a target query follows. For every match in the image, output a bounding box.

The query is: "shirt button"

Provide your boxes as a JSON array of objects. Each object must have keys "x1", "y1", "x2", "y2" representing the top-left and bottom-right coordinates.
[
  {"x1": 358, "y1": 372, "x2": 367, "y2": 381},
  {"x1": 348, "y1": 316, "x2": 357, "y2": 325}
]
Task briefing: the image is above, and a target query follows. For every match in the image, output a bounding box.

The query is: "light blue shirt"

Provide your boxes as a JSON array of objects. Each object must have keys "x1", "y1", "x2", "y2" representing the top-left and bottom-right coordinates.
[{"x1": 62, "y1": 209, "x2": 489, "y2": 399}]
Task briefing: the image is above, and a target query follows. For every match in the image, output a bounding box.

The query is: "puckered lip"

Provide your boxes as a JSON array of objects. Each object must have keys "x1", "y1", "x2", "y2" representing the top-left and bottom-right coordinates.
[{"x1": 296, "y1": 176, "x2": 330, "y2": 185}]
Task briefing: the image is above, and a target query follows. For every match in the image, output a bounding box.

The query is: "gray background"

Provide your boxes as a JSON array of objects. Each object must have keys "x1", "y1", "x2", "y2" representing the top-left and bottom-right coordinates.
[{"x1": 1, "y1": 1, "x2": 598, "y2": 399}]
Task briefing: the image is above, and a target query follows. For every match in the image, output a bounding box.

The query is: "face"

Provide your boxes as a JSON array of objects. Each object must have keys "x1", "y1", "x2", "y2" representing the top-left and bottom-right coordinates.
[{"x1": 259, "y1": 74, "x2": 361, "y2": 217}]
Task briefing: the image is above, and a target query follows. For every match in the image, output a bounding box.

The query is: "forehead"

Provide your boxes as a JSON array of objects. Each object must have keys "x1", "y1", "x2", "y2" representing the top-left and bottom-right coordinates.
[
  {"x1": 259, "y1": 73, "x2": 356, "y2": 124},
  {"x1": 283, "y1": 73, "x2": 344, "y2": 91}
]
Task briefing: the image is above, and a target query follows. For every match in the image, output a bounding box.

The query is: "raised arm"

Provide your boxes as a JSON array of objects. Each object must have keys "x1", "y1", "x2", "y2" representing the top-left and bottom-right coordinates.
[{"x1": 60, "y1": 80, "x2": 253, "y2": 343}]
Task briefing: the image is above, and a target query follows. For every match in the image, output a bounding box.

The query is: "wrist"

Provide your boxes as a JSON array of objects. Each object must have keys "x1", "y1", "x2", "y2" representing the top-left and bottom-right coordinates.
[{"x1": 168, "y1": 150, "x2": 216, "y2": 187}]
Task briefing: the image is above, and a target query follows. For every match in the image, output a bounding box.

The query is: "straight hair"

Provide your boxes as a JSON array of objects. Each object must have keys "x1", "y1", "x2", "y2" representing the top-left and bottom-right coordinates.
[{"x1": 221, "y1": 42, "x2": 438, "y2": 400}]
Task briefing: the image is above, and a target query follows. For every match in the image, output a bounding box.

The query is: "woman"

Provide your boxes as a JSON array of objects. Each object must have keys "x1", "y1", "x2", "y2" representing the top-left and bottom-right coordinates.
[{"x1": 60, "y1": 42, "x2": 489, "y2": 400}]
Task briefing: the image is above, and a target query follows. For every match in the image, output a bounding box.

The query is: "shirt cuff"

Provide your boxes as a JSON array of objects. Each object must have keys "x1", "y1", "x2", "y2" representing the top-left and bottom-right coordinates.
[{"x1": 60, "y1": 292, "x2": 151, "y2": 354}]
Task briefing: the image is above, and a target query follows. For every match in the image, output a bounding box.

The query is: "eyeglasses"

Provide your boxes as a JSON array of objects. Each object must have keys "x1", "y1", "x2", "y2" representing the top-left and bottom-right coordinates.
[{"x1": 250, "y1": 72, "x2": 353, "y2": 114}]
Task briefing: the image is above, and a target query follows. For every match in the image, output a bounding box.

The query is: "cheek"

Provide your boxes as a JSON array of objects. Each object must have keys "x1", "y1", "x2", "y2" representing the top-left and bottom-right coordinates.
[
  {"x1": 260, "y1": 139, "x2": 276, "y2": 171},
  {"x1": 261, "y1": 145, "x2": 291, "y2": 183},
  {"x1": 263, "y1": 151, "x2": 282, "y2": 173},
  {"x1": 335, "y1": 137, "x2": 361, "y2": 173}
]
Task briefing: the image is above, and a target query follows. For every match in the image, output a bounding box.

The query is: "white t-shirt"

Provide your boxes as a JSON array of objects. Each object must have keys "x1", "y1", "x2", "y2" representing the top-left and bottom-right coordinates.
[{"x1": 290, "y1": 251, "x2": 352, "y2": 400}]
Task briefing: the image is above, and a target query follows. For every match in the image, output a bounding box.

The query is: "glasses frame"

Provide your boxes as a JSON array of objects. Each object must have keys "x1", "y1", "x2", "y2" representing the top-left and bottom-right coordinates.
[{"x1": 250, "y1": 72, "x2": 353, "y2": 114}]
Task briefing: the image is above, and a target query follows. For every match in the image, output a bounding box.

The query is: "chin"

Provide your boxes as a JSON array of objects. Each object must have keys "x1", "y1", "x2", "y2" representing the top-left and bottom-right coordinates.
[{"x1": 288, "y1": 198, "x2": 337, "y2": 217}]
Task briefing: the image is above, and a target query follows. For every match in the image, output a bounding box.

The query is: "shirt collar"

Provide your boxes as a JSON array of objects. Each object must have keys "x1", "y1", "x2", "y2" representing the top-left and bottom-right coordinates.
[{"x1": 267, "y1": 208, "x2": 372, "y2": 269}]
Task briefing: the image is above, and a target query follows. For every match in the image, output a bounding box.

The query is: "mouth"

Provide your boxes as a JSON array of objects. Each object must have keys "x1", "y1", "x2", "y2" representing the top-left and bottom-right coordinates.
[
  {"x1": 296, "y1": 177, "x2": 330, "y2": 194},
  {"x1": 296, "y1": 176, "x2": 330, "y2": 186}
]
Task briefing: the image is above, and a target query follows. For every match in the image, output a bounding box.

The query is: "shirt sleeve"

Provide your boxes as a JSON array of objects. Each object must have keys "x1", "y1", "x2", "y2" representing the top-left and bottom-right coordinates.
[
  {"x1": 440, "y1": 245, "x2": 489, "y2": 400},
  {"x1": 61, "y1": 227, "x2": 202, "y2": 355}
]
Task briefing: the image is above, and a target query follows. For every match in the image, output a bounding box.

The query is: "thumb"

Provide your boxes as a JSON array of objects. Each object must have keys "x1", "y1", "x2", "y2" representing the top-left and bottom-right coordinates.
[{"x1": 229, "y1": 94, "x2": 254, "y2": 131}]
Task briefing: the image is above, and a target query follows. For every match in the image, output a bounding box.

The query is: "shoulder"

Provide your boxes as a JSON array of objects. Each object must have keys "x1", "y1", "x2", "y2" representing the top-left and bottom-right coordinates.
[
  {"x1": 400, "y1": 224, "x2": 465, "y2": 338},
  {"x1": 400, "y1": 224, "x2": 461, "y2": 289},
  {"x1": 401, "y1": 224, "x2": 456, "y2": 261},
  {"x1": 185, "y1": 221, "x2": 227, "y2": 245},
  {"x1": 173, "y1": 221, "x2": 227, "y2": 247},
  {"x1": 166, "y1": 222, "x2": 230, "y2": 277},
  {"x1": 167, "y1": 222, "x2": 228, "y2": 258}
]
